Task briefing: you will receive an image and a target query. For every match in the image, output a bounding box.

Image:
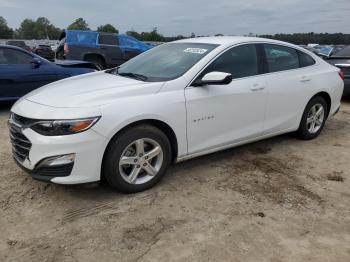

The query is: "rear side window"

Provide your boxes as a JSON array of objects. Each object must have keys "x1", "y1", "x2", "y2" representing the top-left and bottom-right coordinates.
[
  {"x1": 298, "y1": 51, "x2": 316, "y2": 67},
  {"x1": 0, "y1": 49, "x2": 33, "y2": 64},
  {"x1": 98, "y1": 34, "x2": 118, "y2": 45},
  {"x1": 119, "y1": 36, "x2": 142, "y2": 49},
  {"x1": 201, "y1": 44, "x2": 259, "y2": 79},
  {"x1": 264, "y1": 44, "x2": 299, "y2": 73}
]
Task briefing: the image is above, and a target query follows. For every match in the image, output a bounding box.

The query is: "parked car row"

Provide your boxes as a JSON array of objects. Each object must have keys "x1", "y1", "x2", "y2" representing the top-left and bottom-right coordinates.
[
  {"x1": 1, "y1": 30, "x2": 156, "y2": 102},
  {"x1": 2, "y1": 35, "x2": 349, "y2": 104}
]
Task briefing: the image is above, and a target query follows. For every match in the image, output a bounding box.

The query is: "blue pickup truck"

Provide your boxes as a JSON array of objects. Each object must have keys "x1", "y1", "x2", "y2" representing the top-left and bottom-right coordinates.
[{"x1": 56, "y1": 30, "x2": 152, "y2": 69}]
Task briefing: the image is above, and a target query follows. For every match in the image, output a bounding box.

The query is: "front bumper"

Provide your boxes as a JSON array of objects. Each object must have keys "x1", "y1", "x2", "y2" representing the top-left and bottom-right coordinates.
[
  {"x1": 14, "y1": 126, "x2": 108, "y2": 184},
  {"x1": 14, "y1": 157, "x2": 74, "y2": 182},
  {"x1": 9, "y1": 99, "x2": 109, "y2": 184}
]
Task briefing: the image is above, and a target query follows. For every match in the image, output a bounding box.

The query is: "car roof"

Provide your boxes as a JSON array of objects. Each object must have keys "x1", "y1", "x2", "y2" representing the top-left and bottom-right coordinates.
[
  {"x1": 174, "y1": 36, "x2": 291, "y2": 46},
  {"x1": 0, "y1": 45, "x2": 45, "y2": 59},
  {"x1": 0, "y1": 44, "x2": 27, "y2": 50}
]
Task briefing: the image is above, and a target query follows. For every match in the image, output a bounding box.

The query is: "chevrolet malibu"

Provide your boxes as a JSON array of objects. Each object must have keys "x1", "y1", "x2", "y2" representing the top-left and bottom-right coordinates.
[{"x1": 9, "y1": 37, "x2": 344, "y2": 193}]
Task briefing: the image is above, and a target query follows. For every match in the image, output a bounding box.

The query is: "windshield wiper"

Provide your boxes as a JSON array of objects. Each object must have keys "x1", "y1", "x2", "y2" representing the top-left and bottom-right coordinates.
[
  {"x1": 105, "y1": 66, "x2": 120, "y2": 75},
  {"x1": 118, "y1": 72, "x2": 148, "y2": 81}
]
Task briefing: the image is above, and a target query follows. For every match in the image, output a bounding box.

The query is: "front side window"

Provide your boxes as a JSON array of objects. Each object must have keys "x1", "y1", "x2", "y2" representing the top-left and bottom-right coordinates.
[
  {"x1": 264, "y1": 44, "x2": 299, "y2": 73},
  {"x1": 113, "y1": 43, "x2": 218, "y2": 82},
  {"x1": 0, "y1": 49, "x2": 33, "y2": 64},
  {"x1": 200, "y1": 44, "x2": 259, "y2": 79}
]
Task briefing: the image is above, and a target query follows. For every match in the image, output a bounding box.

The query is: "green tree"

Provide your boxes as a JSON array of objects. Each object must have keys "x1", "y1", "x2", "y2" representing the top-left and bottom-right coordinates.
[
  {"x1": 17, "y1": 19, "x2": 37, "y2": 39},
  {"x1": 67, "y1": 18, "x2": 90, "y2": 31},
  {"x1": 16, "y1": 17, "x2": 61, "y2": 39},
  {"x1": 126, "y1": 30, "x2": 141, "y2": 40},
  {"x1": 35, "y1": 17, "x2": 61, "y2": 39},
  {"x1": 139, "y1": 27, "x2": 164, "y2": 41},
  {"x1": 97, "y1": 24, "x2": 118, "y2": 33},
  {"x1": 0, "y1": 16, "x2": 13, "y2": 38}
]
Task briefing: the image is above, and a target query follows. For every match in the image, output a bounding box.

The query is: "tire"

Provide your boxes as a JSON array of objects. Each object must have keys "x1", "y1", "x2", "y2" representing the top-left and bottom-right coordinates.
[
  {"x1": 103, "y1": 125, "x2": 171, "y2": 193},
  {"x1": 297, "y1": 96, "x2": 328, "y2": 140},
  {"x1": 85, "y1": 56, "x2": 105, "y2": 70}
]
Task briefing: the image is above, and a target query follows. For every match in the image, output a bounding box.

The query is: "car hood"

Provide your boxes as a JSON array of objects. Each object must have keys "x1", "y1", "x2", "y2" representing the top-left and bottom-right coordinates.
[{"x1": 24, "y1": 71, "x2": 165, "y2": 108}]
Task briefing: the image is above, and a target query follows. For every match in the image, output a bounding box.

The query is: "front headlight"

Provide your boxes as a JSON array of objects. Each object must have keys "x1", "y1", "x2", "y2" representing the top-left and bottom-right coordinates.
[{"x1": 30, "y1": 117, "x2": 100, "y2": 136}]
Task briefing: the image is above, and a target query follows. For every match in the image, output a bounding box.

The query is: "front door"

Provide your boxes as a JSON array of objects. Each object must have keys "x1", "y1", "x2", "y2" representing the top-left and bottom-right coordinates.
[{"x1": 185, "y1": 44, "x2": 268, "y2": 154}]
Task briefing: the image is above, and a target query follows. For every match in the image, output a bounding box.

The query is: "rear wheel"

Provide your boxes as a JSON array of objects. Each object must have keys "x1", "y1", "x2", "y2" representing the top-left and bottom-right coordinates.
[
  {"x1": 84, "y1": 56, "x2": 105, "y2": 70},
  {"x1": 103, "y1": 125, "x2": 171, "y2": 193},
  {"x1": 297, "y1": 96, "x2": 328, "y2": 140}
]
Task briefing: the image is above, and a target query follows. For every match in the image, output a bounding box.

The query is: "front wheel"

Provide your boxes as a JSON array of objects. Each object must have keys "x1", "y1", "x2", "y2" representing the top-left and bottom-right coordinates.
[
  {"x1": 297, "y1": 96, "x2": 328, "y2": 140},
  {"x1": 103, "y1": 125, "x2": 171, "y2": 193}
]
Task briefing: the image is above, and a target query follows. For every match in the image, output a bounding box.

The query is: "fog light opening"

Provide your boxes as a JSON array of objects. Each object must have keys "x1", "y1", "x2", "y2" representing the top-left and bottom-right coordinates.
[{"x1": 38, "y1": 154, "x2": 75, "y2": 168}]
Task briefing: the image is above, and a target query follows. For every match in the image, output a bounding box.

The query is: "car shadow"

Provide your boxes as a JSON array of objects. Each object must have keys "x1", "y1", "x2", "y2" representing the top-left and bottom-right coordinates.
[{"x1": 62, "y1": 133, "x2": 295, "y2": 201}]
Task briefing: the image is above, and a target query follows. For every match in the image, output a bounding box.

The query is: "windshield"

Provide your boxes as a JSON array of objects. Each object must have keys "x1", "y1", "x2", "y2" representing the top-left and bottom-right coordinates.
[{"x1": 110, "y1": 42, "x2": 218, "y2": 82}]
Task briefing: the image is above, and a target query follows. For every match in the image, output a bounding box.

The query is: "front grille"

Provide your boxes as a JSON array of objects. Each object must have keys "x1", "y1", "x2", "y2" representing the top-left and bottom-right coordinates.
[{"x1": 9, "y1": 115, "x2": 32, "y2": 162}]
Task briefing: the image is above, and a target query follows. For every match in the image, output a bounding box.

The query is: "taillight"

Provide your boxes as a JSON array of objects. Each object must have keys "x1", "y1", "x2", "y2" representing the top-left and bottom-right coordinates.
[
  {"x1": 339, "y1": 70, "x2": 345, "y2": 80},
  {"x1": 64, "y1": 44, "x2": 69, "y2": 55}
]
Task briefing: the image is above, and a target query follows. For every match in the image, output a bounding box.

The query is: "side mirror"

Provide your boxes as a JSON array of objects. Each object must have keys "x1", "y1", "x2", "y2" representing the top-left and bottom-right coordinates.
[
  {"x1": 194, "y1": 71, "x2": 232, "y2": 86},
  {"x1": 31, "y1": 58, "x2": 41, "y2": 69}
]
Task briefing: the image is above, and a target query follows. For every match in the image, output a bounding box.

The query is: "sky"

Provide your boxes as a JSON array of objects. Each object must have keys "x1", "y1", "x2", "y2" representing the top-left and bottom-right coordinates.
[{"x1": 1, "y1": 0, "x2": 349, "y2": 36}]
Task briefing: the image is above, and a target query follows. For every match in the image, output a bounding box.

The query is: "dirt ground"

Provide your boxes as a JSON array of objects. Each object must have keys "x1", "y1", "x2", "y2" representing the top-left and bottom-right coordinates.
[{"x1": 0, "y1": 100, "x2": 349, "y2": 262}]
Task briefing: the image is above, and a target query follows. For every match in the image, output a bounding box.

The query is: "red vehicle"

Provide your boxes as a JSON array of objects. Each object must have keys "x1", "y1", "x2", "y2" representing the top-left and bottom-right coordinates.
[{"x1": 33, "y1": 44, "x2": 55, "y2": 61}]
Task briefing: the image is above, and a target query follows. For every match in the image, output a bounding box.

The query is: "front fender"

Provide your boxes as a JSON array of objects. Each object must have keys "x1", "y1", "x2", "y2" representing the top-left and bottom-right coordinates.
[{"x1": 94, "y1": 90, "x2": 188, "y2": 157}]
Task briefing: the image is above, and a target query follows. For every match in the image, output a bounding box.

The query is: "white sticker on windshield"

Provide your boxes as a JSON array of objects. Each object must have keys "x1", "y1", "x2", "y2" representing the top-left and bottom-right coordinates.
[{"x1": 184, "y1": 48, "x2": 208, "y2": 54}]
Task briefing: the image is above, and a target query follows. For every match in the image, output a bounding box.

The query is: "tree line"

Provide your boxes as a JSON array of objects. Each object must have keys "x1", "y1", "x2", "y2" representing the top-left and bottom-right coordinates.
[
  {"x1": 1, "y1": 16, "x2": 350, "y2": 44},
  {"x1": 0, "y1": 17, "x2": 119, "y2": 40}
]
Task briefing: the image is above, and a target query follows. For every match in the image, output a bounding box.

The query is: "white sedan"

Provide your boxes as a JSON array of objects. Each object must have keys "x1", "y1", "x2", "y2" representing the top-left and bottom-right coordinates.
[{"x1": 9, "y1": 36, "x2": 344, "y2": 193}]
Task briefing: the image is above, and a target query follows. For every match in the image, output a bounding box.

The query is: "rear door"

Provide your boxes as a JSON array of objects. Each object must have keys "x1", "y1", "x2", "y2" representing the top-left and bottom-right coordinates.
[
  {"x1": 261, "y1": 44, "x2": 316, "y2": 134},
  {"x1": 98, "y1": 34, "x2": 124, "y2": 66}
]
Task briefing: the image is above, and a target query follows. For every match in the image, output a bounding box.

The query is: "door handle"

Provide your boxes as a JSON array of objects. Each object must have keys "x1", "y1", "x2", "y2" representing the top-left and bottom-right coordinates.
[
  {"x1": 300, "y1": 76, "x2": 311, "y2": 82},
  {"x1": 251, "y1": 84, "x2": 265, "y2": 91}
]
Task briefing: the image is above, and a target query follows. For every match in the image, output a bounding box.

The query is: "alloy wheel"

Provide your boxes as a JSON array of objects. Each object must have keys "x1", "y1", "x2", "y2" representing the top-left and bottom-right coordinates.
[
  {"x1": 119, "y1": 138, "x2": 163, "y2": 185},
  {"x1": 307, "y1": 103, "x2": 325, "y2": 134}
]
